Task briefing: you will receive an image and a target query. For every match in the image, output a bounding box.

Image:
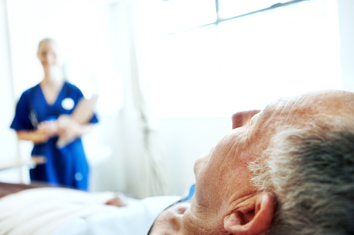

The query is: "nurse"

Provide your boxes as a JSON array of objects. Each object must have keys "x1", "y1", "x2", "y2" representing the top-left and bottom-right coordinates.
[{"x1": 10, "y1": 38, "x2": 98, "y2": 190}]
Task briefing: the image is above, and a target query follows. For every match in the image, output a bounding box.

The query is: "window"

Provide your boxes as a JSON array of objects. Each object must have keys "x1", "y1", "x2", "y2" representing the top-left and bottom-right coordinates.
[
  {"x1": 218, "y1": 0, "x2": 293, "y2": 18},
  {"x1": 143, "y1": 0, "x2": 341, "y2": 118}
]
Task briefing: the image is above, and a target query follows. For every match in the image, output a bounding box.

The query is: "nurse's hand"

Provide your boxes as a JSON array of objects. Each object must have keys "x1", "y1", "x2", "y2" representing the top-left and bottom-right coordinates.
[
  {"x1": 37, "y1": 121, "x2": 58, "y2": 138},
  {"x1": 57, "y1": 118, "x2": 81, "y2": 140},
  {"x1": 16, "y1": 122, "x2": 58, "y2": 144},
  {"x1": 57, "y1": 115, "x2": 94, "y2": 141}
]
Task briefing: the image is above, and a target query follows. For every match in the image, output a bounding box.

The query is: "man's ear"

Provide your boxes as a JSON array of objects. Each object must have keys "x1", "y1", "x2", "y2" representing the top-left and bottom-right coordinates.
[{"x1": 224, "y1": 193, "x2": 275, "y2": 235}]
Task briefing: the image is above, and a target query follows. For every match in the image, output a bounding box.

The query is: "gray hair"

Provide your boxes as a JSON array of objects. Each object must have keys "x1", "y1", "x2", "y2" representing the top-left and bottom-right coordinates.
[{"x1": 250, "y1": 117, "x2": 354, "y2": 235}]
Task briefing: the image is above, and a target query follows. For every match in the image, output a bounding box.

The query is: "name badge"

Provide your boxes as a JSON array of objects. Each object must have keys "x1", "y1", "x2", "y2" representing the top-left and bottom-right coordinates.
[{"x1": 61, "y1": 98, "x2": 75, "y2": 110}]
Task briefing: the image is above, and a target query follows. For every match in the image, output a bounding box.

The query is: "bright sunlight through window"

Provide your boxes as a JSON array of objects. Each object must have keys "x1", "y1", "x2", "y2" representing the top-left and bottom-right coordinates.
[{"x1": 144, "y1": 0, "x2": 341, "y2": 118}]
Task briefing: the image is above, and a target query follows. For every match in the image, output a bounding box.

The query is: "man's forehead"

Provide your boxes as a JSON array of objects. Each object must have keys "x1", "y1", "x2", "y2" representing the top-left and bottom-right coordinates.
[
  {"x1": 258, "y1": 90, "x2": 354, "y2": 127},
  {"x1": 251, "y1": 96, "x2": 316, "y2": 139}
]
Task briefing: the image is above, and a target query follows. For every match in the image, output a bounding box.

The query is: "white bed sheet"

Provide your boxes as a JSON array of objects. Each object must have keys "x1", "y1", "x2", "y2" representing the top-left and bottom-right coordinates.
[{"x1": 0, "y1": 187, "x2": 180, "y2": 235}]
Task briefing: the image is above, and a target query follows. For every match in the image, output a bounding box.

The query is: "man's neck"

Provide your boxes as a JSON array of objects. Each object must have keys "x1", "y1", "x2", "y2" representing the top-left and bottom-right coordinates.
[
  {"x1": 180, "y1": 206, "x2": 222, "y2": 235},
  {"x1": 150, "y1": 203, "x2": 219, "y2": 235},
  {"x1": 149, "y1": 202, "x2": 197, "y2": 235}
]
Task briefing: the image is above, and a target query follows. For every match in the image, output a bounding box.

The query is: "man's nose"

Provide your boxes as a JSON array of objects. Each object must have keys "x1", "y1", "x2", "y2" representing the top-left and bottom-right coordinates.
[{"x1": 232, "y1": 110, "x2": 261, "y2": 129}]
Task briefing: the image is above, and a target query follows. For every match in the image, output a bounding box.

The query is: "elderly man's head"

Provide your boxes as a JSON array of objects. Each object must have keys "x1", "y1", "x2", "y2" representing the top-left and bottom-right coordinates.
[
  {"x1": 151, "y1": 90, "x2": 354, "y2": 235},
  {"x1": 250, "y1": 91, "x2": 354, "y2": 235}
]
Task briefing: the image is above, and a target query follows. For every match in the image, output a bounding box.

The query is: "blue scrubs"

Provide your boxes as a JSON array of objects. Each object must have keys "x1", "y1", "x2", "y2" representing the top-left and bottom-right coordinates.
[{"x1": 10, "y1": 81, "x2": 98, "y2": 190}]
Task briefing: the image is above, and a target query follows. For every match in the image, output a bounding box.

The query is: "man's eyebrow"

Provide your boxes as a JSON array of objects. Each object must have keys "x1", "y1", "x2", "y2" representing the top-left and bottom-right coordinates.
[{"x1": 259, "y1": 104, "x2": 273, "y2": 119}]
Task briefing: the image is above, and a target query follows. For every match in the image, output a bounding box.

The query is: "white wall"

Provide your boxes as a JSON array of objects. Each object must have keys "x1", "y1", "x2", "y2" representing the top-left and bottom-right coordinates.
[
  {"x1": 1, "y1": 0, "x2": 354, "y2": 197},
  {"x1": 0, "y1": 0, "x2": 22, "y2": 182},
  {"x1": 337, "y1": 0, "x2": 354, "y2": 91},
  {"x1": 156, "y1": 117, "x2": 231, "y2": 195},
  {"x1": 130, "y1": 0, "x2": 354, "y2": 196}
]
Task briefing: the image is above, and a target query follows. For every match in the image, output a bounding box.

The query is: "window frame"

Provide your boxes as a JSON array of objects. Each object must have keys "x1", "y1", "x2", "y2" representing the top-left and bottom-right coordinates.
[{"x1": 168, "y1": 0, "x2": 308, "y2": 35}]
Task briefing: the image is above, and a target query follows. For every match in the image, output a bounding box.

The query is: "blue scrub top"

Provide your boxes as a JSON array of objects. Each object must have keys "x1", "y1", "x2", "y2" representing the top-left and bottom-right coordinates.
[{"x1": 10, "y1": 81, "x2": 98, "y2": 190}]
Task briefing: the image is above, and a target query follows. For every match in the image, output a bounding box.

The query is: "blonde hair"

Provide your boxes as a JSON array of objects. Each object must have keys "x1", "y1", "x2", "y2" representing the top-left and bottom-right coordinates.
[{"x1": 37, "y1": 38, "x2": 57, "y2": 52}]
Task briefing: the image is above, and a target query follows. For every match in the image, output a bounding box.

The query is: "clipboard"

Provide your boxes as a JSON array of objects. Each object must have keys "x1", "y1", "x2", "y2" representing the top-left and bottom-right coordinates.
[{"x1": 56, "y1": 95, "x2": 98, "y2": 148}]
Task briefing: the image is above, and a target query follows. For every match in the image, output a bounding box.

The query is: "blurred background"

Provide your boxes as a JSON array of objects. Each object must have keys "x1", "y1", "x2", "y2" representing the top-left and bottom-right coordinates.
[{"x1": 0, "y1": 0, "x2": 353, "y2": 198}]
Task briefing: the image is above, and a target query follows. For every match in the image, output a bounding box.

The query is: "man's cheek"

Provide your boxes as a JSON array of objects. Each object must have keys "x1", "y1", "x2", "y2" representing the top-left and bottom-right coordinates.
[
  {"x1": 195, "y1": 183, "x2": 212, "y2": 207},
  {"x1": 195, "y1": 168, "x2": 210, "y2": 191},
  {"x1": 240, "y1": 151, "x2": 258, "y2": 163}
]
